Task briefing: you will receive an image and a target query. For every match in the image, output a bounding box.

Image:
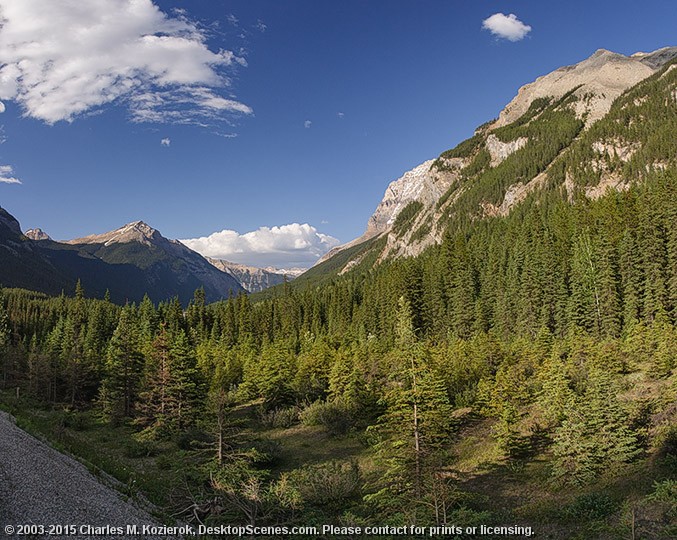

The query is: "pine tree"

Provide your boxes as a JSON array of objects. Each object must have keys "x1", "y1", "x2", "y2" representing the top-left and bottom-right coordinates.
[
  {"x1": 537, "y1": 355, "x2": 575, "y2": 427},
  {"x1": 552, "y1": 368, "x2": 639, "y2": 484},
  {"x1": 99, "y1": 306, "x2": 143, "y2": 423},
  {"x1": 368, "y1": 340, "x2": 454, "y2": 522},
  {"x1": 136, "y1": 327, "x2": 172, "y2": 437},
  {"x1": 166, "y1": 330, "x2": 204, "y2": 432}
]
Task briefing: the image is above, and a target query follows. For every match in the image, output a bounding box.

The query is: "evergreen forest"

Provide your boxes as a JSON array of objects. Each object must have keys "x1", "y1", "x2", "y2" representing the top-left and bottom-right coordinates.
[{"x1": 0, "y1": 59, "x2": 676, "y2": 540}]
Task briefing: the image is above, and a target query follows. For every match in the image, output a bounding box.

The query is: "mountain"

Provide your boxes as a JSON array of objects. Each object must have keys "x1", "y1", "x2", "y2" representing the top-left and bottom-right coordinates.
[
  {"x1": 24, "y1": 228, "x2": 51, "y2": 241},
  {"x1": 311, "y1": 46, "x2": 677, "y2": 278},
  {"x1": 0, "y1": 207, "x2": 73, "y2": 294},
  {"x1": 60, "y1": 221, "x2": 244, "y2": 304},
  {"x1": 207, "y1": 258, "x2": 305, "y2": 293},
  {"x1": 0, "y1": 213, "x2": 244, "y2": 304}
]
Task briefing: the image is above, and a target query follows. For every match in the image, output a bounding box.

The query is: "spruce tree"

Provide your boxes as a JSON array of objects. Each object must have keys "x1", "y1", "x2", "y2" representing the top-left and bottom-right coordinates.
[
  {"x1": 552, "y1": 368, "x2": 639, "y2": 484},
  {"x1": 99, "y1": 306, "x2": 143, "y2": 423}
]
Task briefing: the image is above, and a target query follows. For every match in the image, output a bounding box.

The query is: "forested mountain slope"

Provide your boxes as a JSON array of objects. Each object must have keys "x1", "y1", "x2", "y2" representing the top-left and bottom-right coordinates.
[{"x1": 310, "y1": 46, "x2": 677, "y2": 280}]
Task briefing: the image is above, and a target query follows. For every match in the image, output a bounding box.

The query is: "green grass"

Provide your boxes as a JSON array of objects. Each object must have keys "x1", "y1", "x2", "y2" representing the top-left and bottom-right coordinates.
[{"x1": 263, "y1": 423, "x2": 367, "y2": 473}]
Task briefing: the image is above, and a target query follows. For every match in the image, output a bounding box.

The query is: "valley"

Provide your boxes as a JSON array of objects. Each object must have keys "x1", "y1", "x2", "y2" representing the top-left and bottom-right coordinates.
[{"x1": 1, "y1": 45, "x2": 676, "y2": 539}]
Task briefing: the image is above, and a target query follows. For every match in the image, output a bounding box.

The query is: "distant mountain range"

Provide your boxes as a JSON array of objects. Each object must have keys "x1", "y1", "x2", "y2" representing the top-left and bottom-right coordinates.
[
  {"x1": 0, "y1": 209, "x2": 308, "y2": 303},
  {"x1": 207, "y1": 258, "x2": 305, "y2": 293},
  {"x1": 0, "y1": 212, "x2": 263, "y2": 304}
]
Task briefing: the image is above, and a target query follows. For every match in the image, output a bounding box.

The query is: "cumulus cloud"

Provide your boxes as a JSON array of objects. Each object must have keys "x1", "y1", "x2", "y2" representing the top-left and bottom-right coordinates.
[
  {"x1": 160, "y1": 137, "x2": 171, "y2": 146},
  {"x1": 482, "y1": 13, "x2": 532, "y2": 42},
  {"x1": 180, "y1": 223, "x2": 340, "y2": 268},
  {"x1": 304, "y1": 120, "x2": 312, "y2": 128},
  {"x1": 0, "y1": 0, "x2": 252, "y2": 125},
  {"x1": 0, "y1": 164, "x2": 21, "y2": 184},
  {"x1": 256, "y1": 20, "x2": 267, "y2": 33},
  {"x1": 337, "y1": 112, "x2": 345, "y2": 118}
]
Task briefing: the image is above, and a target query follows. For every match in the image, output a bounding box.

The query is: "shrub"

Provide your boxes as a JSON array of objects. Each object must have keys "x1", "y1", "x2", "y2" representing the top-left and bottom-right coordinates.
[
  {"x1": 155, "y1": 454, "x2": 173, "y2": 470},
  {"x1": 563, "y1": 493, "x2": 618, "y2": 521},
  {"x1": 123, "y1": 439, "x2": 159, "y2": 458},
  {"x1": 279, "y1": 461, "x2": 361, "y2": 507},
  {"x1": 299, "y1": 400, "x2": 355, "y2": 436},
  {"x1": 176, "y1": 428, "x2": 211, "y2": 450},
  {"x1": 62, "y1": 411, "x2": 90, "y2": 431},
  {"x1": 249, "y1": 438, "x2": 283, "y2": 466},
  {"x1": 259, "y1": 406, "x2": 300, "y2": 429}
]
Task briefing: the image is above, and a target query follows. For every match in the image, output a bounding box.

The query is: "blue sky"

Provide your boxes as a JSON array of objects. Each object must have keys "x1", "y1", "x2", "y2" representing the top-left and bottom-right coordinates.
[{"x1": 0, "y1": 1, "x2": 675, "y2": 267}]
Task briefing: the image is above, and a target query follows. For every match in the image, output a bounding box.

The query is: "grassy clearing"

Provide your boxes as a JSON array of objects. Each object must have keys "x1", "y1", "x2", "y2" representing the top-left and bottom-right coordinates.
[
  {"x1": 2, "y1": 390, "x2": 674, "y2": 538},
  {"x1": 264, "y1": 423, "x2": 367, "y2": 472}
]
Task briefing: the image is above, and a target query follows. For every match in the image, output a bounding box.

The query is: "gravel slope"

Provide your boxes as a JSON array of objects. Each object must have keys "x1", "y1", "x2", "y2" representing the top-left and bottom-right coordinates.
[{"x1": 0, "y1": 410, "x2": 169, "y2": 539}]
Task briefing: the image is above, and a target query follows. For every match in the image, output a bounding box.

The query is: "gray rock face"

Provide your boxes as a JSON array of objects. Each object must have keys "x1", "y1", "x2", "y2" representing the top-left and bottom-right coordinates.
[
  {"x1": 316, "y1": 46, "x2": 677, "y2": 275},
  {"x1": 25, "y1": 228, "x2": 51, "y2": 241},
  {"x1": 316, "y1": 158, "x2": 462, "y2": 266},
  {"x1": 485, "y1": 134, "x2": 528, "y2": 166},
  {"x1": 208, "y1": 258, "x2": 304, "y2": 293}
]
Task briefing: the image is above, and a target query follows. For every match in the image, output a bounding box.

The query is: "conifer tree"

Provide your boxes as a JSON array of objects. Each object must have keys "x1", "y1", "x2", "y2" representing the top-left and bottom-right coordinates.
[
  {"x1": 0, "y1": 291, "x2": 10, "y2": 389},
  {"x1": 99, "y1": 306, "x2": 143, "y2": 422},
  {"x1": 136, "y1": 327, "x2": 172, "y2": 437},
  {"x1": 166, "y1": 330, "x2": 204, "y2": 432},
  {"x1": 552, "y1": 368, "x2": 639, "y2": 484}
]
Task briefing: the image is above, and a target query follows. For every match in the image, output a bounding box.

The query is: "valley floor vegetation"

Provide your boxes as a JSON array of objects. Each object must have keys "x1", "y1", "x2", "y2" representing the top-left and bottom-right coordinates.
[{"x1": 1, "y1": 170, "x2": 676, "y2": 539}]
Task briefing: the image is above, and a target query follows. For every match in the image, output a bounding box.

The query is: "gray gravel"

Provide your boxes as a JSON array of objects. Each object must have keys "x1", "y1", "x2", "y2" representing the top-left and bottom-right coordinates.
[{"x1": 0, "y1": 410, "x2": 182, "y2": 539}]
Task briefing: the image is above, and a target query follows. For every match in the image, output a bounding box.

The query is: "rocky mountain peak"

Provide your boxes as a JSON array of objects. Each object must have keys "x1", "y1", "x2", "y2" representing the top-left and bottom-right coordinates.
[
  {"x1": 25, "y1": 228, "x2": 51, "y2": 241},
  {"x1": 315, "y1": 46, "x2": 677, "y2": 276},
  {"x1": 493, "y1": 46, "x2": 676, "y2": 129},
  {"x1": 66, "y1": 220, "x2": 163, "y2": 247}
]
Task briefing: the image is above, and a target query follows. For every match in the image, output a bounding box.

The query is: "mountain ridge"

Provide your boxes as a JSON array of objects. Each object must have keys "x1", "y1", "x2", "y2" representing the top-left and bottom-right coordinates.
[
  {"x1": 207, "y1": 257, "x2": 305, "y2": 293},
  {"x1": 311, "y1": 46, "x2": 677, "y2": 277},
  {"x1": 0, "y1": 211, "x2": 244, "y2": 304}
]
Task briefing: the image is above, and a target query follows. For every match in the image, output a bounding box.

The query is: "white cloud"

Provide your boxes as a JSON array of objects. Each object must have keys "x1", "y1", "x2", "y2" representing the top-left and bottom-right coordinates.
[
  {"x1": 0, "y1": 0, "x2": 252, "y2": 125},
  {"x1": 180, "y1": 223, "x2": 340, "y2": 268},
  {"x1": 304, "y1": 120, "x2": 312, "y2": 128},
  {"x1": 0, "y1": 164, "x2": 21, "y2": 184},
  {"x1": 256, "y1": 20, "x2": 267, "y2": 33},
  {"x1": 337, "y1": 112, "x2": 345, "y2": 118},
  {"x1": 482, "y1": 13, "x2": 531, "y2": 42},
  {"x1": 227, "y1": 14, "x2": 239, "y2": 27},
  {"x1": 160, "y1": 137, "x2": 171, "y2": 146}
]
